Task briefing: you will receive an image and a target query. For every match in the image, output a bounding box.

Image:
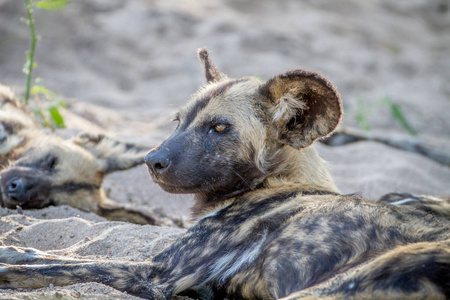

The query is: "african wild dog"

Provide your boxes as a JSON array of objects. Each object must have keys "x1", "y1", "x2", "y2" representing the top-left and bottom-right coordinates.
[
  {"x1": 0, "y1": 49, "x2": 449, "y2": 299},
  {"x1": 0, "y1": 86, "x2": 178, "y2": 226}
]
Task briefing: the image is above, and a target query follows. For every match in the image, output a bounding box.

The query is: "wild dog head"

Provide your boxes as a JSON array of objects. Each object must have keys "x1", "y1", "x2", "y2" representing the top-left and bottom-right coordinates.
[
  {"x1": 0, "y1": 84, "x2": 37, "y2": 167},
  {"x1": 145, "y1": 49, "x2": 342, "y2": 215},
  {"x1": 0, "y1": 133, "x2": 147, "y2": 211}
]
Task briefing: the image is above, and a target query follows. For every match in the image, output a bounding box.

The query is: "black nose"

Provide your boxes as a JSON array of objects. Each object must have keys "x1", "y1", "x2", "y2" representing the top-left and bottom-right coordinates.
[
  {"x1": 145, "y1": 150, "x2": 171, "y2": 173},
  {"x1": 6, "y1": 178, "x2": 26, "y2": 202}
]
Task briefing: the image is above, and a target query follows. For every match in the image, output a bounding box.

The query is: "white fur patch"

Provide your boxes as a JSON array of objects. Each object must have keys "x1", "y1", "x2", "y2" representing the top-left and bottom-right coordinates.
[
  {"x1": 389, "y1": 198, "x2": 419, "y2": 206},
  {"x1": 207, "y1": 230, "x2": 267, "y2": 283},
  {"x1": 202, "y1": 210, "x2": 219, "y2": 219},
  {"x1": 208, "y1": 250, "x2": 238, "y2": 282},
  {"x1": 272, "y1": 92, "x2": 307, "y2": 123},
  {"x1": 422, "y1": 195, "x2": 444, "y2": 202}
]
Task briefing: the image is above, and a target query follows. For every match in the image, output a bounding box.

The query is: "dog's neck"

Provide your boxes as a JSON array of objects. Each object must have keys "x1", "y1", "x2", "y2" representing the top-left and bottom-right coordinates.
[
  {"x1": 264, "y1": 145, "x2": 340, "y2": 193},
  {"x1": 191, "y1": 145, "x2": 339, "y2": 219}
]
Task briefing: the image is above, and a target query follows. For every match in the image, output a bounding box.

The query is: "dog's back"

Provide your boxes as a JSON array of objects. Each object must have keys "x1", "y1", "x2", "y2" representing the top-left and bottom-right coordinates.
[{"x1": 148, "y1": 191, "x2": 450, "y2": 299}]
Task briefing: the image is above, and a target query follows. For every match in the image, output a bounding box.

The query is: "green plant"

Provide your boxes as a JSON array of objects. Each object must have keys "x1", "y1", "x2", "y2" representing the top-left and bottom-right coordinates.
[
  {"x1": 32, "y1": 83, "x2": 66, "y2": 128},
  {"x1": 354, "y1": 95, "x2": 416, "y2": 136},
  {"x1": 355, "y1": 97, "x2": 372, "y2": 131},
  {"x1": 22, "y1": 0, "x2": 68, "y2": 128},
  {"x1": 381, "y1": 95, "x2": 416, "y2": 136}
]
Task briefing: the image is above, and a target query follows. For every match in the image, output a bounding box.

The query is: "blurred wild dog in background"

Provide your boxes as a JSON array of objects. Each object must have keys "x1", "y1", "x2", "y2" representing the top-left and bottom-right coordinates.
[{"x1": 0, "y1": 85, "x2": 179, "y2": 226}]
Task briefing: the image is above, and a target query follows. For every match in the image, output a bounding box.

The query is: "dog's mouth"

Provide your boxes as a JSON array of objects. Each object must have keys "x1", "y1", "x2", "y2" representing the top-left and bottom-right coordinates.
[
  {"x1": 146, "y1": 166, "x2": 196, "y2": 193},
  {"x1": 152, "y1": 179, "x2": 204, "y2": 194},
  {"x1": 0, "y1": 171, "x2": 53, "y2": 209},
  {"x1": 0, "y1": 185, "x2": 19, "y2": 209},
  {"x1": 0, "y1": 187, "x2": 19, "y2": 209}
]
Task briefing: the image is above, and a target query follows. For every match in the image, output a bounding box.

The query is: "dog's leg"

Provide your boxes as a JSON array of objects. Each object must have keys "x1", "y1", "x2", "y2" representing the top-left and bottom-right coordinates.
[
  {"x1": 0, "y1": 246, "x2": 168, "y2": 298},
  {"x1": 282, "y1": 239, "x2": 450, "y2": 299},
  {"x1": 98, "y1": 200, "x2": 185, "y2": 227},
  {"x1": 379, "y1": 193, "x2": 450, "y2": 219},
  {"x1": 0, "y1": 260, "x2": 167, "y2": 299},
  {"x1": 0, "y1": 246, "x2": 92, "y2": 265}
]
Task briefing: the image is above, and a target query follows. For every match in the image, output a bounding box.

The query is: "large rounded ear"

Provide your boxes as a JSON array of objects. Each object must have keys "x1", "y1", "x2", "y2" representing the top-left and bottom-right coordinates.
[
  {"x1": 259, "y1": 70, "x2": 342, "y2": 149},
  {"x1": 197, "y1": 48, "x2": 228, "y2": 83}
]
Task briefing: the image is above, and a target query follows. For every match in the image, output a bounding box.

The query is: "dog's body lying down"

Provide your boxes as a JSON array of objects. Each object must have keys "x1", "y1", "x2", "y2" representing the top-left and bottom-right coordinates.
[
  {"x1": 0, "y1": 84, "x2": 179, "y2": 226},
  {"x1": 0, "y1": 50, "x2": 448, "y2": 299}
]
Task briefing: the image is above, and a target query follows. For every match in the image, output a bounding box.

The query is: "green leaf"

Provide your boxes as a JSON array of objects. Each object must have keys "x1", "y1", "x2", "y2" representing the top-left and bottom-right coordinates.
[
  {"x1": 35, "y1": 0, "x2": 68, "y2": 10},
  {"x1": 31, "y1": 85, "x2": 63, "y2": 102},
  {"x1": 31, "y1": 85, "x2": 56, "y2": 96},
  {"x1": 389, "y1": 102, "x2": 416, "y2": 136},
  {"x1": 382, "y1": 96, "x2": 416, "y2": 136},
  {"x1": 48, "y1": 106, "x2": 65, "y2": 128}
]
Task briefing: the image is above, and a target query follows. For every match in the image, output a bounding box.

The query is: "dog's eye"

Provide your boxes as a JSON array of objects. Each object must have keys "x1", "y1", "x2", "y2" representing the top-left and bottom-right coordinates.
[
  {"x1": 215, "y1": 124, "x2": 228, "y2": 132},
  {"x1": 210, "y1": 124, "x2": 230, "y2": 133}
]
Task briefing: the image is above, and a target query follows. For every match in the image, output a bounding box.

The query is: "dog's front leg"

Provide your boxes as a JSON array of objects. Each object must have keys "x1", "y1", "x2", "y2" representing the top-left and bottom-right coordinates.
[{"x1": 0, "y1": 246, "x2": 92, "y2": 265}]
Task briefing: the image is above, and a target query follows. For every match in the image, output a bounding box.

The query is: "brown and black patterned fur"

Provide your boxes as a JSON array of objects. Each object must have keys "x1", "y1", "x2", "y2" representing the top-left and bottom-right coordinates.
[
  {"x1": 0, "y1": 49, "x2": 449, "y2": 299},
  {"x1": 379, "y1": 192, "x2": 450, "y2": 220},
  {"x1": 0, "y1": 84, "x2": 38, "y2": 167},
  {"x1": 0, "y1": 86, "x2": 176, "y2": 226}
]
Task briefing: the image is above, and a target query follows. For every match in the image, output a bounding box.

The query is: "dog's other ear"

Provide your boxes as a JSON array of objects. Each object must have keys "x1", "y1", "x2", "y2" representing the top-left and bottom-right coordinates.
[
  {"x1": 197, "y1": 48, "x2": 227, "y2": 83},
  {"x1": 260, "y1": 70, "x2": 342, "y2": 149},
  {"x1": 73, "y1": 133, "x2": 149, "y2": 173}
]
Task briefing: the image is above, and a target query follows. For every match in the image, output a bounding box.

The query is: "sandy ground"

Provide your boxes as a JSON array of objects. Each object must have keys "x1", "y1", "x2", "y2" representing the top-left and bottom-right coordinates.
[{"x1": 0, "y1": 0, "x2": 450, "y2": 299}]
